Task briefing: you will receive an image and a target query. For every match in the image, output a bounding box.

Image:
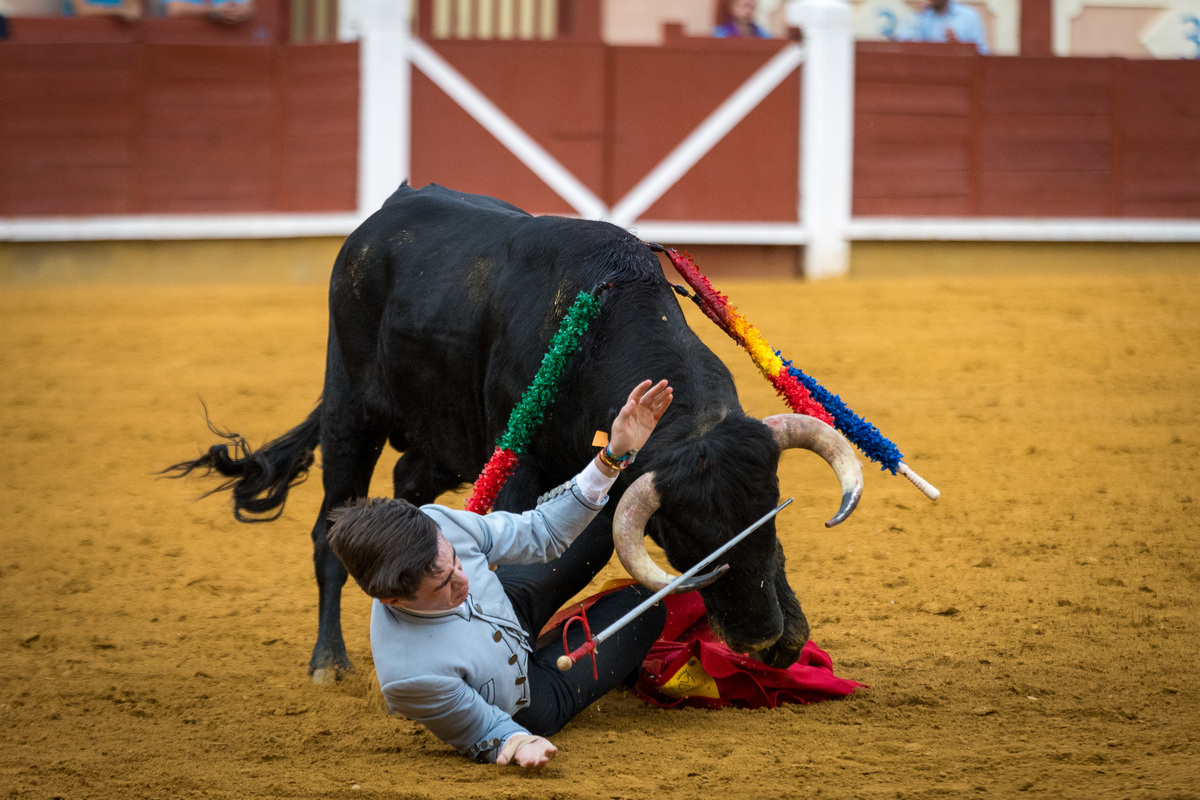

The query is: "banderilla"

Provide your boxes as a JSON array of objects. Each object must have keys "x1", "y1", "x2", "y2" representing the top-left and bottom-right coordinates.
[{"x1": 557, "y1": 498, "x2": 794, "y2": 673}]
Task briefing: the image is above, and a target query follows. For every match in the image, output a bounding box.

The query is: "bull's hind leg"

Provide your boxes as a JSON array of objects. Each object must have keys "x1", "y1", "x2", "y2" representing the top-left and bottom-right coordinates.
[
  {"x1": 391, "y1": 443, "x2": 463, "y2": 504},
  {"x1": 309, "y1": 407, "x2": 387, "y2": 685}
]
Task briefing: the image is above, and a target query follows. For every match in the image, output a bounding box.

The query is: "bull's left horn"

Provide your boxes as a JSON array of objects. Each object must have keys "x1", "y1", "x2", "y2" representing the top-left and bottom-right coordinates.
[
  {"x1": 613, "y1": 472, "x2": 727, "y2": 593},
  {"x1": 763, "y1": 414, "x2": 863, "y2": 527}
]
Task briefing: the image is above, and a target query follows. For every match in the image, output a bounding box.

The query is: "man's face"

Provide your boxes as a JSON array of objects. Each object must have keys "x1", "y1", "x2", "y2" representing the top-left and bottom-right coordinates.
[
  {"x1": 730, "y1": 0, "x2": 756, "y2": 23},
  {"x1": 385, "y1": 533, "x2": 469, "y2": 612}
]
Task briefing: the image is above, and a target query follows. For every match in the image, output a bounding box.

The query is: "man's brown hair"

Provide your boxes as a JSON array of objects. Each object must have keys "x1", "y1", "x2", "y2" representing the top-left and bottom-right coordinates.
[{"x1": 326, "y1": 497, "x2": 441, "y2": 600}]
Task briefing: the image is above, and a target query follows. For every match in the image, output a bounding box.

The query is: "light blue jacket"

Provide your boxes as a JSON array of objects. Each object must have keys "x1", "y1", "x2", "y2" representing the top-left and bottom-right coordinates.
[
  {"x1": 369, "y1": 478, "x2": 605, "y2": 761},
  {"x1": 895, "y1": 1, "x2": 990, "y2": 54}
]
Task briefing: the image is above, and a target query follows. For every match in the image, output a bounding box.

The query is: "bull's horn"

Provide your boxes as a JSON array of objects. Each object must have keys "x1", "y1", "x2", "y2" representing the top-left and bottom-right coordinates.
[
  {"x1": 612, "y1": 472, "x2": 728, "y2": 593},
  {"x1": 763, "y1": 414, "x2": 863, "y2": 527}
]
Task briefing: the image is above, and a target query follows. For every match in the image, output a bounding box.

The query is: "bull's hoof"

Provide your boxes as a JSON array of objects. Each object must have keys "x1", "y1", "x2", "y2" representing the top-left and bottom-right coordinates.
[
  {"x1": 310, "y1": 661, "x2": 354, "y2": 686},
  {"x1": 311, "y1": 667, "x2": 339, "y2": 687},
  {"x1": 753, "y1": 641, "x2": 803, "y2": 670},
  {"x1": 309, "y1": 642, "x2": 354, "y2": 686}
]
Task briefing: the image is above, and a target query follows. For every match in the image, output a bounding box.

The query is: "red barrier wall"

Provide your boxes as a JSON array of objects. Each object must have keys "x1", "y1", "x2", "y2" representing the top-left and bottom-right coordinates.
[
  {"x1": 853, "y1": 49, "x2": 1200, "y2": 218},
  {"x1": 410, "y1": 38, "x2": 797, "y2": 220},
  {"x1": 0, "y1": 41, "x2": 357, "y2": 216},
  {"x1": 2, "y1": 37, "x2": 1198, "y2": 221}
]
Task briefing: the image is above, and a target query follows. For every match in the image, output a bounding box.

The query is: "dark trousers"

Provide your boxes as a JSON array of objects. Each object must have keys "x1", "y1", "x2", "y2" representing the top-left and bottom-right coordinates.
[{"x1": 497, "y1": 520, "x2": 666, "y2": 737}]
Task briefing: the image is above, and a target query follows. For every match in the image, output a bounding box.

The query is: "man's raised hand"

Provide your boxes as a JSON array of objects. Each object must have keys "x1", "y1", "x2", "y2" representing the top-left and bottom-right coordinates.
[{"x1": 609, "y1": 379, "x2": 673, "y2": 456}]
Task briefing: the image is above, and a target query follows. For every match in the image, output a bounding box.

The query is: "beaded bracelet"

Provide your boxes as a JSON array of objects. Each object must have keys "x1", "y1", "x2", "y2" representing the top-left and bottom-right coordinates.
[{"x1": 599, "y1": 445, "x2": 637, "y2": 471}]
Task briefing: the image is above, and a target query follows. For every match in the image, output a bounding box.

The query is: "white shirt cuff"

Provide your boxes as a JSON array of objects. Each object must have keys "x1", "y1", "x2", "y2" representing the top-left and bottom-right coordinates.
[{"x1": 576, "y1": 459, "x2": 617, "y2": 505}]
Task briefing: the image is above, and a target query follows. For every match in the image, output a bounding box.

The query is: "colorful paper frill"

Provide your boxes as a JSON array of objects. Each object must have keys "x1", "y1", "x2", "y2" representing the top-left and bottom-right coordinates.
[
  {"x1": 663, "y1": 248, "x2": 832, "y2": 424},
  {"x1": 465, "y1": 447, "x2": 519, "y2": 515},
  {"x1": 778, "y1": 354, "x2": 904, "y2": 473},
  {"x1": 661, "y1": 247, "x2": 904, "y2": 474},
  {"x1": 465, "y1": 289, "x2": 604, "y2": 514}
]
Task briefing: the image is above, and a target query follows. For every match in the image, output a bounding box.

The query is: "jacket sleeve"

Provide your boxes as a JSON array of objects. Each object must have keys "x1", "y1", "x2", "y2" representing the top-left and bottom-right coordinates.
[
  {"x1": 380, "y1": 673, "x2": 529, "y2": 763},
  {"x1": 430, "y1": 477, "x2": 606, "y2": 566}
]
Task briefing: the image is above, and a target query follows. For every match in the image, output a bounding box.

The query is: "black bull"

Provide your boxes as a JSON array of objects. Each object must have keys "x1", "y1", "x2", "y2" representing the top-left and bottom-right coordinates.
[{"x1": 169, "y1": 183, "x2": 862, "y2": 682}]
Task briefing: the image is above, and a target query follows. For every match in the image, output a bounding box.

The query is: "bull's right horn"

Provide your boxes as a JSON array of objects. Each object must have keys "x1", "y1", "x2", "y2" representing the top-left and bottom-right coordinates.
[
  {"x1": 612, "y1": 472, "x2": 728, "y2": 593},
  {"x1": 763, "y1": 414, "x2": 863, "y2": 527}
]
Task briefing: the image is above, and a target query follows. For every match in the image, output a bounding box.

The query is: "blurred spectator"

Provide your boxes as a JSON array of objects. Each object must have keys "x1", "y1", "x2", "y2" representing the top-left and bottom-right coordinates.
[
  {"x1": 893, "y1": 0, "x2": 988, "y2": 53},
  {"x1": 0, "y1": 14, "x2": 8, "y2": 38},
  {"x1": 62, "y1": 0, "x2": 142, "y2": 20},
  {"x1": 161, "y1": 0, "x2": 252, "y2": 24},
  {"x1": 714, "y1": 0, "x2": 770, "y2": 38}
]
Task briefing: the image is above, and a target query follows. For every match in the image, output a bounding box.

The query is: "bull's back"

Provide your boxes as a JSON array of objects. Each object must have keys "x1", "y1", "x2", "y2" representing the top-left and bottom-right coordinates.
[{"x1": 328, "y1": 184, "x2": 663, "y2": 471}]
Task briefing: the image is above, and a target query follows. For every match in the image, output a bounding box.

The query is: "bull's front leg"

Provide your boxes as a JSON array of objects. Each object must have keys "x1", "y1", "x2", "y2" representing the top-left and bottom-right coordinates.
[{"x1": 755, "y1": 541, "x2": 810, "y2": 669}]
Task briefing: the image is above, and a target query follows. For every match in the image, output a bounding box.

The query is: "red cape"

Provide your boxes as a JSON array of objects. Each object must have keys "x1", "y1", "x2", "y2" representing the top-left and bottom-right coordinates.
[{"x1": 547, "y1": 583, "x2": 864, "y2": 710}]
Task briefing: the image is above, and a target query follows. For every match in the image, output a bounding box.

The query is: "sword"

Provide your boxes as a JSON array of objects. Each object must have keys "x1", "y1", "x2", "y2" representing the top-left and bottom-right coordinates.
[{"x1": 557, "y1": 498, "x2": 794, "y2": 673}]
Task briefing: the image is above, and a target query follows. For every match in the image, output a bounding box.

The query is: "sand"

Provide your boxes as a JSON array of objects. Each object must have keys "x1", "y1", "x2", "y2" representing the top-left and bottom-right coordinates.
[{"x1": 2, "y1": 265, "x2": 1198, "y2": 799}]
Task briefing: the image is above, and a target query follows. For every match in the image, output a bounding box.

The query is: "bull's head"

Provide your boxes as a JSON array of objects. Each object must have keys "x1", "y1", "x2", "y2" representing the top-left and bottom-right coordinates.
[{"x1": 612, "y1": 414, "x2": 863, "y2": 668}]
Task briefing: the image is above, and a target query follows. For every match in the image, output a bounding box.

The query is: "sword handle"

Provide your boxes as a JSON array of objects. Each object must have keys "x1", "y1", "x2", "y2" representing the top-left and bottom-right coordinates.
[
  {"x1": 556, "y1": 639, "x2": 596, "y2": 672},
  {"x1": 559, "y1": 613, "x2": 598, "y2": 678}
]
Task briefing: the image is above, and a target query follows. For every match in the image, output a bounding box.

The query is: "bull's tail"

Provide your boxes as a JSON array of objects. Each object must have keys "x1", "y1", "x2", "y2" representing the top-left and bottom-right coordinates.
[{"x1": 164, "y1": 402, "x2": 322, "y2": 522}]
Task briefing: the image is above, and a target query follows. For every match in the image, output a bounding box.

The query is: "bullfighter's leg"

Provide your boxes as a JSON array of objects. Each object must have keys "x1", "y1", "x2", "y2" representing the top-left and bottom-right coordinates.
[
  {"x1": 498, "y1": 513, "x2": 616, "y2": 639},
  {"x1": 516, "y1": 585, "x2": 666, "y2": 737},
  {"x1": 309, "y1": 400, "x2": 388, "y2": 685}
]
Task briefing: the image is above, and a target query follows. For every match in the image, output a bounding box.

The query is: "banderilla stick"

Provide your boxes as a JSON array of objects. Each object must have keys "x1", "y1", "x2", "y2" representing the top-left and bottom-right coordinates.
[{"x1": 557, "y1": 498, "x2": 794, "y2": 672}]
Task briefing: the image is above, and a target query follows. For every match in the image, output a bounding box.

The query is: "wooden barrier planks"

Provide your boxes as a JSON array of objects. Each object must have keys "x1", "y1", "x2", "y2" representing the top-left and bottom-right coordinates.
[
  {"x1": 281, "y1": 43, "x2": 359, "y2": 212},
  {"x1": 411, "y1": 39, "x2": 606, "y2": 216},
  {"x1": 606, "y1": 40, "x2": 798, "y2": 221},
  {"x1": 2, "y1": 37, "x2": 1197, "y2": 222},
  {"x1": 0, "y1": 41, "x2": 358, "y2": 216},
  {"x1": 1, "y1": 44, "x2": 139, "y2": 215},
  {"x1": 1120, "y1": 60, "x2": 1200, "y2": 218},
  {"x1": 143, "y1": 45, "x2": 280, "y2": 212},
  {"x1": 854, "y1": 50, "x2": 974, "y2": 216},
  {"x1": 410, "y1": 38, "x2": 797, "y2": 221},
  {"x1": 855, "y1": 50, "x2": 1200, "y2": 219}
]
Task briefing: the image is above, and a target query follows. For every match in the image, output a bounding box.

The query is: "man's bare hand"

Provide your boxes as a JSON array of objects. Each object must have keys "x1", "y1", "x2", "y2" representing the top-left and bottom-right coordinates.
[
  {"x1": 496, "y1": 734, "x2": 557, "y2": 770},
  {"x1": 608, "y1": 379, "x2": 673, "y2": 456}
]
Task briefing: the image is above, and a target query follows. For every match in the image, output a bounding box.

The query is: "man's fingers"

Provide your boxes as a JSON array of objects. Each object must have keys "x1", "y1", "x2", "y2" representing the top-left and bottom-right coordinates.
[
  {"x1": 637, "y1": 380, "x2": 669, "y2": 407},
  {"x1": 499, "y1": 735, "x2": 559, "y2": 769},
  {"x1": 497, "y1": 734, "x2": 536, "y2": 766},
  {"x1": 516, "y1": 741, "x2": 557, "y2": 769},
  {"x1": 652, "y1": 389, "x2": 673, "y2": 420}
]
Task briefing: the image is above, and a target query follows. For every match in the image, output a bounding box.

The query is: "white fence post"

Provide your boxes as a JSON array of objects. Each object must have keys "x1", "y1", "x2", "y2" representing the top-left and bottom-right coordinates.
[
  {"x1": 789, "y1": 0, "x2": 855, "y2": 279},
  {"x1": 357, "y1": 0, "x2": 411, "y2": 216}
]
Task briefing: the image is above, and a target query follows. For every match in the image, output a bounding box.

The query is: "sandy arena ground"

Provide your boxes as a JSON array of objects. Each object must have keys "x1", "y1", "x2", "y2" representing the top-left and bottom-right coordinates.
[{"x1": 2, "y1": 263, "x2": 1198, "y2": 799}]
